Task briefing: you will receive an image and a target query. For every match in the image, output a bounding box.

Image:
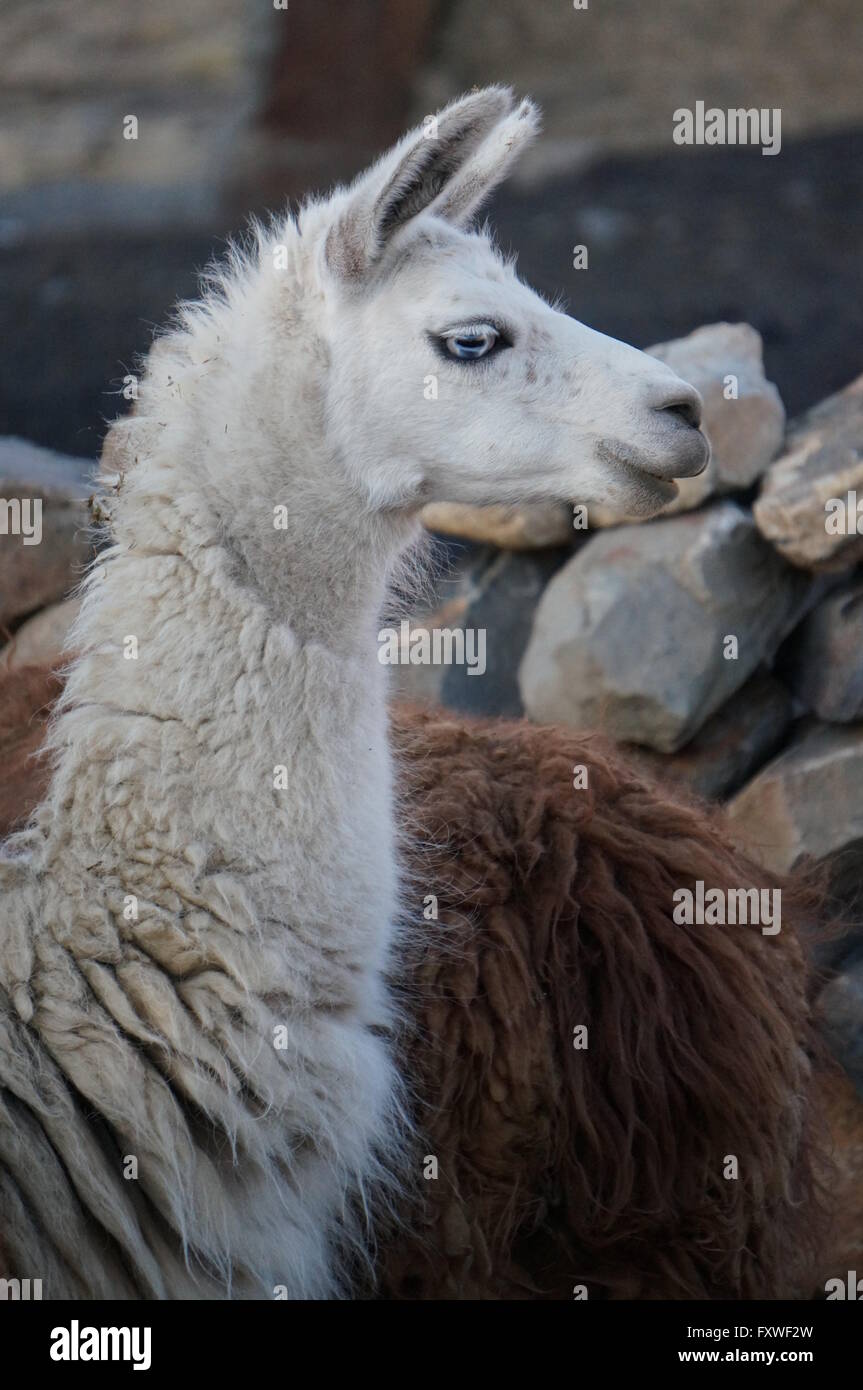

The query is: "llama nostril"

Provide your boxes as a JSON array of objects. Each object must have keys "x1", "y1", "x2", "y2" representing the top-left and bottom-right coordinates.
[{"x1": 657, "y1": 394, "x2": 702, "y2": 430}]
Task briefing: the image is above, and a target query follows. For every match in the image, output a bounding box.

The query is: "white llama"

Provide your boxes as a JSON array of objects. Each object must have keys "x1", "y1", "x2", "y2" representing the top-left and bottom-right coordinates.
[{"x1": 0, "y1": 87, "x2": 708, "y2": 1299}]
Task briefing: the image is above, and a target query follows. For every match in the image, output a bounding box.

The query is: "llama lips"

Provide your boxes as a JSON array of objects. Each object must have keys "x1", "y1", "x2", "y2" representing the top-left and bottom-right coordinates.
[
  {"x1": 610, "y1": 452, "x2": 681, "y2": 507},
  {"x1": 635, "y1": 474, "x2": 679, "y2": 506},
  {"x1": 607, "y1": 420, "x2": 710, "y2": 485}
]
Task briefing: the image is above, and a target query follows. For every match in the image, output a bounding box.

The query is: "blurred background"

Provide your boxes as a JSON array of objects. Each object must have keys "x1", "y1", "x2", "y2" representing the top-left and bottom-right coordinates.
[{"x1": 2, "y1": 0, "x2": 863, "y2": 456}]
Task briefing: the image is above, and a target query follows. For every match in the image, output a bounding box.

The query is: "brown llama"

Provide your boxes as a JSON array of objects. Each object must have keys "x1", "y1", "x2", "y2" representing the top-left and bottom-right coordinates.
[
  {"x1": 1, "y1": 664, "x2": 860, "y2": 1298},
  {"x1": 383, "y1": 702, "x2": 863, "y2": 1299}
]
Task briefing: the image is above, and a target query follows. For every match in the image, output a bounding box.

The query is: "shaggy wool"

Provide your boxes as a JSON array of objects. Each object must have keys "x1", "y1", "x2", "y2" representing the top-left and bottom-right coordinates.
[{"x1": 382, "y1": 703, "x2": 841, "y2": 1299}]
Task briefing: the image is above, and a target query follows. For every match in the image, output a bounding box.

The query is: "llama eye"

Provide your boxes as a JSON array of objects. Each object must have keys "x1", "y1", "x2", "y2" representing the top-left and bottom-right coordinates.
[{"x1": 442, "y1": 327, "x2": 501, "y2": 361}]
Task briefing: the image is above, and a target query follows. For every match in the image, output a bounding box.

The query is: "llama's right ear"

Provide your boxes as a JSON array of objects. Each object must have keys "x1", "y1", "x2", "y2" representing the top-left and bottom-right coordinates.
[{"x1": 324, "y1": 87, "x2": 531, "y2": 281}]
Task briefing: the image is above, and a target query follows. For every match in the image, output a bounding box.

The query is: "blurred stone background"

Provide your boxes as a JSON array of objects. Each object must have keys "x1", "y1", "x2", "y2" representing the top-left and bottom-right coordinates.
[{"x1": 2, "y1": 0, "x2": 863, "y2": 1086}]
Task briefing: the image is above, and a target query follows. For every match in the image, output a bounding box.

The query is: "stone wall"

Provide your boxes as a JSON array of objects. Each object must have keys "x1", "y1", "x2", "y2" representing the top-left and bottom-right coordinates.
[
  {"x1": 4, "y1": 0, "x2": 863, "y2": 217},
  {"x1": 415, "y1": 0, "x2": 863, "y2": 179},
  {"x1": 0, "y1": 0, "x2": 259, "y2": 227}
]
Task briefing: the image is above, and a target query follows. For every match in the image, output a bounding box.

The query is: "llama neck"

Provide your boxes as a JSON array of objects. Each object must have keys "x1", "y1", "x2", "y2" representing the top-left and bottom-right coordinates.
[
  {"x1": 20, "y1": 448, "x2": 408, "y2": 1299},
  {"x1": 43, "y1": 472, "x2": 411, "y2": 946},
  {"x1": 40, "y1": 265, "x2": 421, "y2": 958}
]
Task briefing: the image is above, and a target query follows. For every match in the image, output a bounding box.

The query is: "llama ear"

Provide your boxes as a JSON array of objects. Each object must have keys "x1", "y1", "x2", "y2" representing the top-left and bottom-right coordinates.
[
  {"x1": 324, "y1": 87, "x2": 537, "y2": 280},
  {"x1": 426, "y1": 97, "x2": 540, "y2": 227}
]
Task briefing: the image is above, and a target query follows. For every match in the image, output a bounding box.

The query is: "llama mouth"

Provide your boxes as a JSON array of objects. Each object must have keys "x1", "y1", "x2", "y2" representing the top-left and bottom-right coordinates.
[
  {"x1": 632, "y1": 471, "x2": 679, "y2": 501},
  {"x1": 597, "y1": 433, "x2": 708, "y2": 495},
  {"x1": 597, "y1": 440, "x2": 684, "y2": 499},
  {"x1": 611, "y1": 453, "x2": 680, "y2": 506},
  {"x1": 633, "y1": 476, "x2": 679, "y2": 512}
]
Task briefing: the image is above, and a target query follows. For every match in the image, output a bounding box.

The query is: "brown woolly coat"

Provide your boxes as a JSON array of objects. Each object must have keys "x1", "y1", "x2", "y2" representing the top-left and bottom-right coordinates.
[
  {"x1": 1, "y1": 666, "x2": 861, "y2": 1299},
  {"x1": 384, "y1": 703, "x2": 863, "y2": 1299}
]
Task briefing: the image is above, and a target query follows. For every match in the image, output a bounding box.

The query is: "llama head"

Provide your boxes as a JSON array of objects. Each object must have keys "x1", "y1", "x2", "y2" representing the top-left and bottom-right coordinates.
[{"x1": 314, "y1": 86, "x2": 709, "y2": 519}]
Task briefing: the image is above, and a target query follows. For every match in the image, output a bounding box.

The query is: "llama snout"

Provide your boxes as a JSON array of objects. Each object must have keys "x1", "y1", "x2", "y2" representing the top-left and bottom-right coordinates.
[{"x1": 646, "y1": 381, "x2": 711, "y2": 479}]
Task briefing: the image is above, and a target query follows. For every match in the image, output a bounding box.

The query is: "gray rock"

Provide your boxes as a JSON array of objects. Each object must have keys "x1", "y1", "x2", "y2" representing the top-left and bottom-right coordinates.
[
  {"x1": 627, "y1": 669, "x2": 793, "y2": 800},
  {"x1": 726, "y1": 719, "x2": 863, "y2": 878},
  {"x1": 387, "y1": 594, "x2": 472, "y2": 708},
  {"x1": 0, "y1": 436, "x2": 93, "y2": 628},
  {"x1": 753, "y1": 372, "x2": 863, "y2": 570},
  {"x1": 519, "y1": 501, "x2": 811, "y2": 751},
  {"x1": 592, "y1": 322, "x2": 785, "y2": 524},
  {"x1": 385, "y1": 537, "x2": 484, "y2": 707},
  {"x1": 816, "y1": 963, "x2": 863, "y2": 1099},
  {"x1": 0, "y1": 437, "x2": 91, "y2": 498},
  {"x1": 651, "y1": 321, "x2": 785, "y2": 494},
  {"x1": 778, "y1": 577, "x2": 863, "y2": 721},
  {"x1": 441, "y1": 546, "x2": 572, "y2": 718},
  {"x1": 0, "y1": 596, "x2": 81, "y2": 673}
]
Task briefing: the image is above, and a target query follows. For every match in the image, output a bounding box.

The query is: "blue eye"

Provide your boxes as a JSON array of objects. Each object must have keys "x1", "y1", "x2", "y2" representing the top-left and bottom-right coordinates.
[{"x1": 443, "y1": 328, "x2": 501, "y2": 361}]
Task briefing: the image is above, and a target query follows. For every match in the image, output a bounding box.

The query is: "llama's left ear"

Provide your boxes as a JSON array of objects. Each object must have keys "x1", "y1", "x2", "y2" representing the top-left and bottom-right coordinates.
[
  {"x1": 427, "y1": 97, "x2": 540, "y2": 227},
  {"x1": 324, "y1": 87, "x2": 540, "y2": 281}
]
